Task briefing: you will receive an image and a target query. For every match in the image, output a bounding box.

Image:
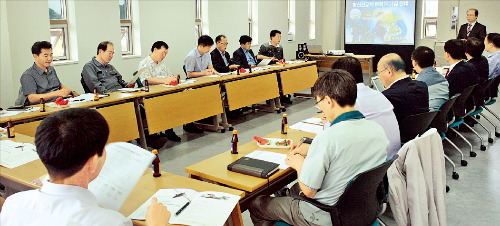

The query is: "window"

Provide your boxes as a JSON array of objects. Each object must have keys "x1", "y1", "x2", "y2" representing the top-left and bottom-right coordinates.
[
  {"x1": 195, "y1": 0, "x2": 202, "y2": 40},
  {"x1": 49, "y1": 0, "x2": 69, "y2": 60},
  {"x1": 249, "y1": 0, "x2": 258, "y2": 45},
  {"x1": 309, "y1": 0, "x2": 315, "y2": 40},
  {"x1": 422, "y1": 0, "x2": 438, "y2": 39},
  {"x1": 288, "y1": 0, "x2": 295, "y2": 41},
  {"x1": 120, "y1": 0, "x2": 132, "y2": 54},
  {"x1": 248, "y1": 0, "x2": 253, "y2": 36}
]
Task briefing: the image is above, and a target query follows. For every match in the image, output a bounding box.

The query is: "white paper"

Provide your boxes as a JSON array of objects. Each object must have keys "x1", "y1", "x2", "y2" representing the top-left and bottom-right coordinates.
[
  {"x1": 290, "y1": 122, "x2": 324, "y2": 134},
  {"x1": 117, "y1": 88, "x2": 143, "y2": 92},
  {"x1": 302, "y1": 117, "x2": 324, "y2": 125},
  {"x1": 129, "y1": 189, "x2": 240, "y2": 226},
  {"x1": 68, "y1": 93, "x2": 108, "y2": 104},
  {"x1": 245, "y1": 150, "x2": 289, "y2": 170},
  {"x1": 88, "y1": 142, "x2": 155, "y2": 210},
  {"x1": 0, "y1": 140, "x2": 39, "y2": 169},
  {"x1": 0, "y1": 107, "x2": 41, "y2": 117},
  {"x1": 219, "y1": 72, "x2": 232, "y2": 76}
]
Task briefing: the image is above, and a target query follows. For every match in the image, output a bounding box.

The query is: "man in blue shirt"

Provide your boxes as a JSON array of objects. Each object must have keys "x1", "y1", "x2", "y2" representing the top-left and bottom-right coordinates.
[
  {"x1": 411, "y1": 46, "x2": 449, "y2": 111},
  {"x1": 232, "y1": 35, "x2": 257, "y2": 69},
  {"x1": 484, "y1": 33, "x2": 500, "y2": 79},
  {"x1": 248, "y1": 70, "x2": 388, "y2": 226},
  {"x1": 184, "y1": 35, "x2": 219, "y2": 78}
]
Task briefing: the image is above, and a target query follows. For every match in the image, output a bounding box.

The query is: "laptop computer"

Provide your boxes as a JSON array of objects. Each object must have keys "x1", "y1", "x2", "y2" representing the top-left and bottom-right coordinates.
[{"x1": 307, "y1": 44, "x2": 323, "y2": 55}]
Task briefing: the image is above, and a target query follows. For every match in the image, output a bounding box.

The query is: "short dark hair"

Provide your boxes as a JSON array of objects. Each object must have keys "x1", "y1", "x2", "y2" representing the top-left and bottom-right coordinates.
[
  {"x1": 411, "y1": 46, "x2": 435, "y2": 68},
  {"x1": 239, "y1": 35, "x2": 252, "y2": 45},
  {"x1": 270, "y1": 30, "x2": 281, "y2": 39},
  {"x1": 31, "y1": 41, "x2": 52, "y2": 55},
  {"x1": 486, "y1": 33, "x2": 500, "y2": 48},
  {"x1": 466, "y1": 37, "x2": 485, "y2": 58},
  {"x1": 331, "y1": 57, "x2": 363, "y2": 84},
  {"x1": 468, "y1": 8, "x2": 478, "y2": 16},
  {"x1": 444, "y1": 39, "x2": 466, "y2": 60},
  {"x1": 312, "y1": 69, "x2": 357, "y2": 107},
  {"x1": 97, "y1": 41, "x2": 113, "y2": 55},
  {"x1": 198, "y1": 35, "x2": 214, "y2": 47},
  {"x1": 215, "y1": 35, "x2": 226, "y2": 43},
  {"x1": 151, "y1": 41, "x2": 169, "y2": 52},
  {"x1": 35, "y1": 108, "x2": 109, "y2": 180}
]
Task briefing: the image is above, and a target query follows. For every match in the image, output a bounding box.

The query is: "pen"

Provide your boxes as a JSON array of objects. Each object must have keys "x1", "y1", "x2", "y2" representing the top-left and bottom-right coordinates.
[{"x1": 175, "y1": 201, "x2": 190, "y2": 216}]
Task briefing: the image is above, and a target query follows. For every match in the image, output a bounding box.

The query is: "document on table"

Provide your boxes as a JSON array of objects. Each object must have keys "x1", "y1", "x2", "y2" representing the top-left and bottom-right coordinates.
[
  {"x1": 88, "y1": 142, "x2": 155, "y2": 211},
  {"x1": 207, "y1": 72, "x2": 232, "y2": 77},
  {"x1": 117, "y1": 88, "x2": 144, "y2": 92},
  {"x1": 0, "y1": 107, "x2": 41, "y2": 118},
  {"x1": 290, "y1": 122, "x2": 324, "y2": 134},
  {"x1": 0, "y1": 140, "x2": 39, "y2": 169},
  {"x1": 68, "y1": 93, "x2": 108, "y2": 103},
  {"x1": 246, "y1": 150, "x2": 289, "y2": 170},
  {"x1": 129, "y1": 188, "x2": 240, "y2": 226}
]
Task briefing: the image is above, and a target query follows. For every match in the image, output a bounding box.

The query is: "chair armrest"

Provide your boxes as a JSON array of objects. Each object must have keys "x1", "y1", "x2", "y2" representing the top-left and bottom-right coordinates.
[{"x1": 291, "y1": 192, "x2": 336, "y2": 212}]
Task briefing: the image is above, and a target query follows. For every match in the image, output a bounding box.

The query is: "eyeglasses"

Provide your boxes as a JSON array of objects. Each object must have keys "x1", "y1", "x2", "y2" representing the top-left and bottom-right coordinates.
[
  {"x1": 218, "y1": 42, "x2": 228, "y2": 45},
  {"x1": 314, "y1": 97, "x2": 325, "y2": 109},
  {"x1": 376, "y1": 68, "x2": 389, "y2": 76}
]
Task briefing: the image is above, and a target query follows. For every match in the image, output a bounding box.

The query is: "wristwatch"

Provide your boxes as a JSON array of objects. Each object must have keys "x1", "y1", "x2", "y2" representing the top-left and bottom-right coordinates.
[{"x1": 301, "y1": 137, "x2": 313, "y2": 144}]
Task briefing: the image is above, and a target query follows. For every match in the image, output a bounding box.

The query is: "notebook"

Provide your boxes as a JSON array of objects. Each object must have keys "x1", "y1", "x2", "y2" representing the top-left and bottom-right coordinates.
[{"x1": 227, "y1": 157, "x2": 279, "y2": 178}]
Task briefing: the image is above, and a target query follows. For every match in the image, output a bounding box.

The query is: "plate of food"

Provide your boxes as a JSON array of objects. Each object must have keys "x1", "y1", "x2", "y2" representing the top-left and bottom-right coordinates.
[
  {"x1": 47, "y1": 97, "x2": 70, "y2": 108},
  {"x1": 254, "y1": 136, "x2": 292, "y2": 149}
]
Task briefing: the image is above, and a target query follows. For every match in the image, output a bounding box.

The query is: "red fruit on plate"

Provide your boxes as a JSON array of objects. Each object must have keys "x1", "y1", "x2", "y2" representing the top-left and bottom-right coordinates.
[
  {"x1": 287, "y1": 140, "x2": 291, "y2": 145},
  {"x1": 253, "y1": 136, "x2": 269, "y2": 145},
  {"x1": 279, "y1": 141, "x2": 284, "y2": 146},
  {"x1": 239, "y1": 68, "x2": 246, "y2": 73},
  {"x1": 169, "y1": 80, "x2": 178, "y2": 86},
  {"x1": 55, "y1": 97, "x2": 63, "y2": 104}
]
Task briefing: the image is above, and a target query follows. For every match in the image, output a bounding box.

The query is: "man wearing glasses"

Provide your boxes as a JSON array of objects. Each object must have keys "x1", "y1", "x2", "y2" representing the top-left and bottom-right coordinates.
[
  {"x1": 138, "y1": 41, "x2": 178, "y2": 86},
  {"x1": 249, "y1": 70, "x2": 388, "y2": 226},
  {"x1": 377, "y1": 53, "x2": 429, "y2": 122},
  {"x1": 210, "y1": 35, "x2": 240, "y2": 73}
]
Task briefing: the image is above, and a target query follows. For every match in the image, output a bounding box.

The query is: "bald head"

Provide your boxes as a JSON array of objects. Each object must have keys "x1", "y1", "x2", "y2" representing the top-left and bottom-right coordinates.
[{"x1": 377, "y1": 53, "x2": 407, "y2": 88}]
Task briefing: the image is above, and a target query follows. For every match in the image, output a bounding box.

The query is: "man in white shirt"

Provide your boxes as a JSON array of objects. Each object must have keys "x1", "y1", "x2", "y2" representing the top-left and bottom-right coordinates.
[
  {"x1": 0, "y1": 108, "x2": 170, "y2": 226},
  {"x1": 138, "y1": 41, "x2": 181, "y2": 142},
  {"x1": 249, "y1": 70, "x2": 388, "y2": 225},
  {"x1": 332, "y1": 57, "x2": 401, "y2": 159}
]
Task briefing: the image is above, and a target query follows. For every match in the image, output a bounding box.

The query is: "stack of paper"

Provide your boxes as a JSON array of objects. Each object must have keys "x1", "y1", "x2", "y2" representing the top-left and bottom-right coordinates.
[
  {"x1": 68, "y1": 93, "x2": 108, "y2": 103},
  {"x1": 0, "y1": 107, "x2": 41, "y2": 117},
  {"x1": 246, "y1": 150, "x2": 289, "y2": 170},
  {"x1": 0, "y1": 140, "x2": 39, "y2": 169},
  {"x1": 129, "y1": 188, "x2": 240, "y2": 226},
  {"x1": 290, "y1": 117, "x2": 325, "y2": 134}
]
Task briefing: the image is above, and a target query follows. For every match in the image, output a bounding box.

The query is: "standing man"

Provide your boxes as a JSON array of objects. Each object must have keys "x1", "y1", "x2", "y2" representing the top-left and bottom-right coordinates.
[
  {"x1": 411, "y1": 46, "x2": 449, "y2": 111},
  {"x1": 457, "y1": 9, "x2": 487, "y2": 41},
  {"x1": 444, "y1": 39, "x2": 479, "y2": 97},
  {"x1": 248, "y1": 70, "x2": 388, "y2": 226},
  {"x1": 232, "y1": 35, "x2": 257, "y2": 69},
  {"x1": 184, "y1": 35, "x2": 219, "y2": 78},
  {"x1": 82, "y1": 41, "x2": 132, "y2": 93},
  {"x1": 16, "y1": 41, "x2": 72, "y2": 105},
  {"x1": 139, "y1": 41, "x2": 181, "y2": 142},
  {"x1": 378, "y1": 53, "x2": 429, "y2": 122},
  {"x1": 257, "y1": 30, "x2": 284, "y2": 62},
  {"x1": 0, "y1": 108, "x2": 170, "y2": 226},
  {"x1": 210, "y1": 35, "x2": 239, "y2": 73},
  {"x1": 484, "y1": 33, "x2": 500, "y2": 79}
]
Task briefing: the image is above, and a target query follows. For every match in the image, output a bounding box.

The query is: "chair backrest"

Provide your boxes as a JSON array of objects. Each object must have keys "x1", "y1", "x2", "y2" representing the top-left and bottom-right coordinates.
[
  {"x1": 399, "y1": 111, "x2": 439, "y2": 143},
  {"x1": 470, "y1": 79, "x2": 491, "y2": 109},
  {"x1": 429, "y1": 95, "x2": 459, "y2": 134},
  {"x1": 183, "y1": 65, "x2": 188, "y2": 79},
  {"x1": 132, "y1": 71, "x2": 143, "y2": 88},
  {"x1": 80, "y1": 74, "x2": 91, "y2": 93},
  {"x1": 334, "y1": 156, "x2": 398, "y2": 226},
  {"x1": 452, "y1": 84, "x2": 476, "y2": 118},
  {"x1": 487, "y1": 75, "x2": 500, "y2": 99}
]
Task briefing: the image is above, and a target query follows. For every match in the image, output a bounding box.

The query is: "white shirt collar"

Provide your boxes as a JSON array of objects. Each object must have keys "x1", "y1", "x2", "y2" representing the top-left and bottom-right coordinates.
[
  {"x1": 41, "y1": 181, "x2": 98, "y2": 205},
  {"x1": 468, "y1": 21, "x2": 476, "y2": 27},
  {"x1": 269, "y1": 41, "x2": 280, "y2": 48},
  {"x1": 448, "y1": 60, "x2": 462, "y2": 73},
  {"x1": 386, "y1": 75, "x2": 409, "y2": 90}
]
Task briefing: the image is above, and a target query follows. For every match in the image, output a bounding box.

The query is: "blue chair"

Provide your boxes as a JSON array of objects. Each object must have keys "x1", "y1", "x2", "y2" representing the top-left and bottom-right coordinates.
[
  {"x1": 463, "y1": 79, "x2": 495, "y2": 147},
  {"x1": 282, "y1": 156, "x2": 398, "y2": 226},
  {"x1": 448, "y1": 85, "x2": 477, "y2": 157},
  {"x1": 483, "y1": 75, "x2": 500, "y2": 137}
]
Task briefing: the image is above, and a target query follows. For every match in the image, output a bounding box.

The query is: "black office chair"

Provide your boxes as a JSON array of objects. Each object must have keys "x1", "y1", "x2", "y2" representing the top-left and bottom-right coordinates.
[
  {"x1": 483, "y1": 75, "x2": 500, "y2": 138},
  {"x1": 428, "y1": 95, "x2": 462, "y2": 178},
  {"x1": 462, "y1": 79, "x2": 495, "y2": 146},
  {"x1": 448, "y1": 85, "x2": 479, "y2": 155},
  {"x1": 292, "y1": 156, "x2": 398, "y2": 226},
  {"x1": 399, "y1": 111, "x2": 439, "y2": 144},
  {"x1": 80, "y1": 74, "x2": 91, "y2": 93},
  {"x1": 183, "y1": 65, "x2": 188, "y2": 79}
]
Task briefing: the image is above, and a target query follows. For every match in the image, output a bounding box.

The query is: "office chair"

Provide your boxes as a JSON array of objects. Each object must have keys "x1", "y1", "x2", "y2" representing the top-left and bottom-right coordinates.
[
  {"x1": 80, "y1": 75, "x2": 91, "y2": 93},
  {"x1": 132, "y1": 71, "x2": 143, "y2": 88},
  {"x1": 483, "y1": 75, "x2": 500, "y2": 137},
  {"x1": 463, "y1": 79, "x2": 495, "y2": 146},
  {"x1": 398, "y1": 111, "x2": 439, "y2": 144},
  {"x1": 448, "y1": 85, "x2": 477, "y2": 156},
  {"x1": 183, "y1": 65, "x2": 188, "y2": 79},
  {"x1": 290, "y1": 156, "x2": 398, "y2": 226},
  {"x1": 429, "y1": 95, "x2": 461, "y2": 179}
]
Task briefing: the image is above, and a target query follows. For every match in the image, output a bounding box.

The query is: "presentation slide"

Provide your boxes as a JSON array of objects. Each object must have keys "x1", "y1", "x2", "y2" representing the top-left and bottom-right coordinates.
[{"x1": 345, "y1": 0, "x2": 416, "y2": 45}]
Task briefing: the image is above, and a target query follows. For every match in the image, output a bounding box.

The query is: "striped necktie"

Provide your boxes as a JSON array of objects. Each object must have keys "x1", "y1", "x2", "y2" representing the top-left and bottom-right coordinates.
[{"x1": 467, "y1": 24, "x2": 472, "y2": 36}]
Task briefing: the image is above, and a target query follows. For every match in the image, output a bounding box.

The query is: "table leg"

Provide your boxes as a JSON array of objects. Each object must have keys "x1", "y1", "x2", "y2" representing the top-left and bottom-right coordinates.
[
  {"x1": 229, "y1": 203, "x2": 244, "y2": 226},
  {"x1": 133, "y1": 98, "x2": 147, "y2": 149}
]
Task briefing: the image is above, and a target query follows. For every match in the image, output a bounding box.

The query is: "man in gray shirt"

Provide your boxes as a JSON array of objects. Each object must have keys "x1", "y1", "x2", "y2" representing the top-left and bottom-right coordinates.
[
  {"x1": 82, "y1": 41, "x2": 132, "y2": 93},
  {"x1": 257, "y1": 30, "x2": 284, "y2": 63},
  {"x1": 411, "y1": 46, "x2": 449, "y2": 111},
  {"x1": 16, "y1": 41, "x2": 72, "y2": 105}
]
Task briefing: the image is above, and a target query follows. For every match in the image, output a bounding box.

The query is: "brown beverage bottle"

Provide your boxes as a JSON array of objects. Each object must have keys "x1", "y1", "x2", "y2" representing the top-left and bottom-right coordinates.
[
  {"x1": 281, "y1": 114, "x2": 288, "y2": 134},
  {"x1": 152, "y1": 149, "x2": 161, "y2": 177},
  {"x1": 231, "y1": 130, "x2": 239, "y2": 154}
]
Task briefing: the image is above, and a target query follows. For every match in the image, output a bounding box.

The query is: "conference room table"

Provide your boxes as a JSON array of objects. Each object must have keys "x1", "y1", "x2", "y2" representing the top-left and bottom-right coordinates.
[
  {"x1": 0, "y1": 133, "x2": 247, "y2": 226},
  {"x1": 305, "y1": 54, "x2": 375, "y2": 83},
  {"x1": 184, "y1": 128, "x2": 317, "y2": 211}
]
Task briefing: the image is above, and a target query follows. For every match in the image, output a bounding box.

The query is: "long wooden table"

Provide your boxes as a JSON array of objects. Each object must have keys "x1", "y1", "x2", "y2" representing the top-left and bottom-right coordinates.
[
  {"x1": 185, "y1": 129, "x2": 317, "y2": 211},
  {"x1": 306, "y1": 54, "x2": 374, "y2": 81},
  {"x1": 0, "y1": 133, "x2": 246, "y2": 226}
]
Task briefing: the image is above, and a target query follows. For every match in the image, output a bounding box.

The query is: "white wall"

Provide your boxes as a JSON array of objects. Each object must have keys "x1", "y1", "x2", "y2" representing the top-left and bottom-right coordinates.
[{"x1": 0, "y1": 0, "x2": 322, "y2": 108}]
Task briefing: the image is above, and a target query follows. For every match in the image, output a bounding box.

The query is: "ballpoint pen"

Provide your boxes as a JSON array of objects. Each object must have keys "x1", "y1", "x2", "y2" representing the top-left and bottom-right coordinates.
[{"x1": 175, "y1": 201, "x2": 191, "y2": 216}]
